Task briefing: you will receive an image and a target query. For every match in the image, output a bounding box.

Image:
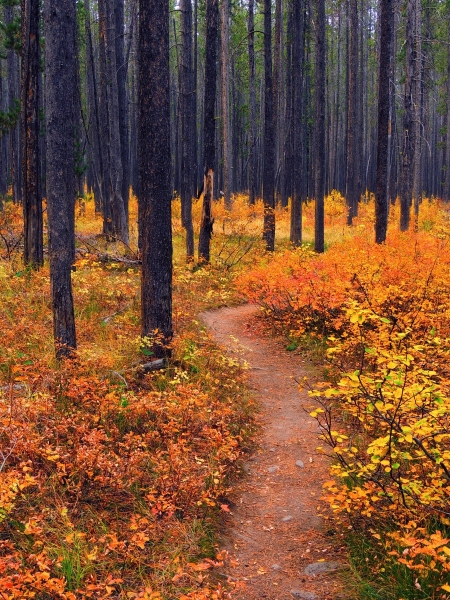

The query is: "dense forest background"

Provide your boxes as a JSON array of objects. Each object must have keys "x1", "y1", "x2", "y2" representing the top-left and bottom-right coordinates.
[{"x1": 1, "y1": 0, "x2": 450, "y2": 234}]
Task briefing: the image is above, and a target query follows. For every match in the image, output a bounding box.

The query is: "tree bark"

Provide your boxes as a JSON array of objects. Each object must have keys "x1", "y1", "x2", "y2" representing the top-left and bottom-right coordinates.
[
  {"x1": 412, "y1": 0, "x2": 422, "y2": 220},
  {"x1": 399, "y1": 0, "x2": 416, "y2": 232},
  {"x1": 248, "y1": 0, "x2": 256, "y2": 205},
  {"x1": 345, "y1": 0, "x2": 358, "y2": 225},
  {"x1": 374, "y1": 0, "x2": 393, "y2": 243},
  {"x1": 263, "y1": 0, "x2": 276, "y2": 251},
  {"x1": 290, "y1": 0, "x2": 304, "y2": 245},
  {"x1": 180, "y1": 0, "x2": 195, "y2": 259},
  {"x1": 139, "y1": 0, "x2": 173, "y2": 358},
  {"x1": 444, "y1": 10, "x2": 450, "y2": 201},
  {"x1": 198, "y1": 0, "x2": 219, "y2": 263},
  {"x1": 115, "y1": 0, "x2": 130, "y2": 221},
  {"x1": 44, "y1": 0, "x2": 77, "y2": 358},
  {"x1": 105, "y1": 0, "x2": 129, "y2": 243},
  {"x1": 98, "y1": 0, "x2": 113, "y2": 236},
  {"x1": 5, "y1": 5, "x2": 21, "y2": 205},
  {"x1": 314, "y1": 0, "x2": 326, "y2": 253},
  {"x1": 21, "y1": 0, "x2": 43, "y2": 268},
  {"x1": 221, "y1": 0, "x2": 232, "y2": 210}
]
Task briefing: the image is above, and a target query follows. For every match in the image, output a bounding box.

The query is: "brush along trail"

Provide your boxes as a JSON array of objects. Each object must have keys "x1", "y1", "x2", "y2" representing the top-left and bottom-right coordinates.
[{"x1": 201, "y1": 304, "x2": 346, "y2": 600}]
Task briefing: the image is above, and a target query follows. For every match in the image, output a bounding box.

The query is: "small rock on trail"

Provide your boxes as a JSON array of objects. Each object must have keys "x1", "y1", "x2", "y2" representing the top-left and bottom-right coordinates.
[{"x1": 201, "y1": 305, "x2": 346, "y2": 599}]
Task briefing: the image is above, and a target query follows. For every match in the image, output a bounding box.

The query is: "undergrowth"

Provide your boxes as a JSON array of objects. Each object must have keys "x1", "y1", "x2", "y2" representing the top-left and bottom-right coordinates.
[
  {"x1": 238, "y1": 197, "x2": 450, "y2": 599},
  {"x1": 0, "y1": 194, "x2": 267, "y2": 599}
]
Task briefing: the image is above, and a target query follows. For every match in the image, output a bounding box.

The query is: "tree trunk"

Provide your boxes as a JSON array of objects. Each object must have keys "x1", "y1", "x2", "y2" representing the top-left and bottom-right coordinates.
[
  {"x1": 263, "y1": 0, "x2": 276, "y2": 251},
  {"x1": 105, "y1": 0, "x2": 129, "y2": 244},
  {"x1": 314, "y1": 0, "x2": 326, "y2": 253},
  {"x1": 248, "y1": 0, "x2": 256, "y2": 205},
  {"x1": 290, "y1": 0, "x2": 304, "y2": 245},
  {"x1": 98, "y1": 0, "x2": 113, "y2": 236},
  {"x1": 139, "y1": 0, "x2": 172, "y2": 359},
  {"x1": 374, "y1": 0, "x2": 393, "y2": 243},
  {"x1": 399, "y1": 0, "x2": 416, "y2": 232},
  {"x1": 180, "y1": 0, "x2": 195, "y2": 260},
  {"x1": 412, "y1": 0, "x2": 422, "y2": 221},
  {"x1": 345, "y1": 0, "x2": 358, "y2": 225},
  {"x1": 5, "y1": 5, "x2": 20, "y2": 205},
  {"x1": 84, "y1": 0, "x2": 104, "y2": 212},
  {"x1": 444, "y1": 11, "x2": 450, "y2": 201},
  {"x1": 21, "y1": 0, "x2": 43, "y2": 268},
  {"x1": 198, "y1": 0, "x2": 219, "y2": 263},
  {"x1": 221, "y1": 0, "x2": 232, "y2": 210},
  {"x1": 44, "y1": 0, "x2": 77, "y2": 359},
  {"x1": 115, "y1": 0, "x2": 130, "y2": 221}
]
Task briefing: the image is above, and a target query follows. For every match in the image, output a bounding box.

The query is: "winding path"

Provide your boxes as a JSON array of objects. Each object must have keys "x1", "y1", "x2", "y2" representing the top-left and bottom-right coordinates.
[{"x1": 201, "y1": 305, "x2": 346, "y2": 600}]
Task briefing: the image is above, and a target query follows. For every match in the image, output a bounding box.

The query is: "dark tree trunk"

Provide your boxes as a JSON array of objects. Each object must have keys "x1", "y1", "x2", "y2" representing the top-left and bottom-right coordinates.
[
  {"x1": 105, "y1": 0, "x2": 129, "y2": 243},
  {"x1": 221, "y1": 0, "x2": 232, "y2": 210},
  {"x1": 412, "y1": 0, "x2": 421, "y2": 220},
  {"x1": 263, "y1": 0, "x2": 276, "y2": 251},
  {"x1": 180, "y1": 0, "x2": 195, "y2": 260},
  {"x1": 139, "y1": 0, "x2": 173, "y2": 358},
  {"x1": 374, "y1": 0, "x2": 393, "y2": 243},
  {"x1": 21, "y1": 0, "x2": 43, "y2": 268},
  {"x1": 444, "y1": 12, "x2": 450, "y2": 201},
  {"x1": 399, "y1": 0, "x2": 416, "y2": 232},
  {"x1": 0, "y1": 69, "x2": 6, "y2": 200},
  {"x1": 248, "y1": 0, "x2": 256, "y2": 205},
  {"x1": 5, "y1": 5, "x2": 21, "y2": 205},
  {"x1": 314, "y1": 0, "x2": 325, "y2": 253},
  {"x1": 84, "y1": 0, "x2": 104, "y2": 212},
  {"x1": 115, "y1": 0, "x2": 130, "y2": 221},
  {"x1": 284, "y1": 2, "x2": 293, "y2": 207},
  {"x1": 198, "y1": 0, "x2": 219, "y2": 263},
  {"x1": 44, "y1": 0, "x2": 77, "y2": 358},
  {"x1": 290, "y1": 0, "x2": 304, "y2": 245},
  {"x1": 98, "y1": 0, "x2": 113, "y2": 236},
  {"x1": 346, "y1": 0, "x2": 358, "y2": 225}
]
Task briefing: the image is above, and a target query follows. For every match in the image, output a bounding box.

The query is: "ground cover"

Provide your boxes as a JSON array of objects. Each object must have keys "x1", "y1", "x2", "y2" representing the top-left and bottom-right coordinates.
[
  {"x1": 238, "y1": 197, "x2": 450, "y2": 598},
  {"x1": 0, "y1": 194, "x2": 270, "y2": 599}
]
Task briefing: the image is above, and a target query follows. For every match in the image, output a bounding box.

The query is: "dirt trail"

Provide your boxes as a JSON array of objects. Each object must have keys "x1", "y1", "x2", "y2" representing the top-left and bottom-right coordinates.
[{"x1": 201, "y1": 305, "x2": 346, "y2": 600}]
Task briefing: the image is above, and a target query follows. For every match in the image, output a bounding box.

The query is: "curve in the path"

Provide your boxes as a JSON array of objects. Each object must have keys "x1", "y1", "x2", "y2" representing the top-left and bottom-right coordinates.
[{"x1": 201, "y1": 304, "x2": 346, "y2": 600}]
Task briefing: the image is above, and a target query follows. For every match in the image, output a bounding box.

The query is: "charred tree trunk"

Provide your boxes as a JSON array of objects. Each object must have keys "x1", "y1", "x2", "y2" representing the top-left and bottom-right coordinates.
[
  {"x1": 263, "y1": 0, "x2": 276, "y2": 251},
  {"x1": 84, "y1": 0, "x2": 104, "y2": 212},
  {"x1": 314, "y1": 0, "x2": 326, "y2": 253},
  {"x1": 290, "y1": 0, "x2": 304, "y2": 245},
  {"x1": 5, "y1": 5, "x2": 21, "y2": 205},
  {"x1": 180, "y1": 0, "x2": 195, "y2": 259},
  {"x1": 98, "y1": 0, "x2": 113, "y2": 236},
  {"x1": 198, "y1": 0, "x2": 219, "y2": 263},
  {"x1": 221, "y1": 0, "x2": 232, "y2": 210},
  {"x1": 248, "y1": 0, "x2": 256, "y2": 205},
  {"x1": 105, "y1": 0, "x2": 129, "y2": 243},
  {"x1": 21, "y1": 0, "x2": 43, "y2": 268},
  {"x1": 444, "y1": 11, "x2": 450, "y2": 201},
  {"x1": 412, "y1": 0, "x2": 422, "y2": 220},
  {"x1": 346, "y1": 0, "x2": 358, "y2": 225},
  {"x1": 44, "y1": 0, "x2": 77, "y2": 358},
  {"x1": 139, "y1": 0, "x2": 173, "y2": 358},
  {"x1": 374, "y1": 0, "x2": 393, "y2": 243},
  {"x1": 399, "y1": 0, "x2": 416, "y2": 232},
  {"x1": 115, "y1": 0, "x2": 130, "y2": 220}
]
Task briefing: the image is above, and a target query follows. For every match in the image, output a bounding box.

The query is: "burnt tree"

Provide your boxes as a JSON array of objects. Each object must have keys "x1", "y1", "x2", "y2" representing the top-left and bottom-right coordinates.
[
  {"x1": 314, "y1": 0, "x2": 325, "y2": 253},
  {"x1": 263, "y1": 0, "x2": 276, "y2": 251},
  {"x1": 198, "y1": 0, "x2": 219, "y2": 263},
  {"x1": 374, "y1": 0, "x2": 394, "y2": 243},
  {"x1": 44, "y1": 0, "x2": 77, "y2": 358},
  {"x1": 139, "y1": 0, "x2": 173, "y2": 358},
  {"x1": 21, "y1": 0, "x2": 42, "y2": 268}
]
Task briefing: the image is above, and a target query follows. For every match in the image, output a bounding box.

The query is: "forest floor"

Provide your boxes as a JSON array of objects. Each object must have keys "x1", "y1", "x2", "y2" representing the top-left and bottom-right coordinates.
[{"x1": 201, "y1": 304, "x2": 348, "y2": 600}]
